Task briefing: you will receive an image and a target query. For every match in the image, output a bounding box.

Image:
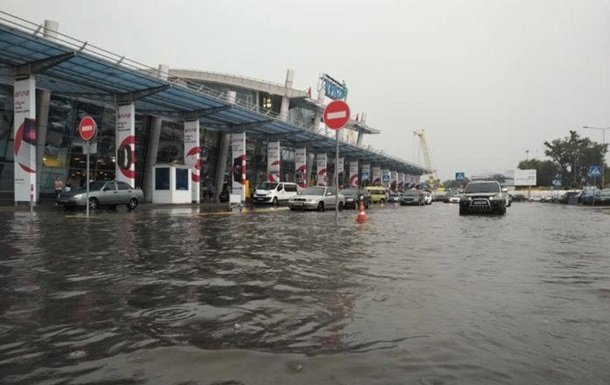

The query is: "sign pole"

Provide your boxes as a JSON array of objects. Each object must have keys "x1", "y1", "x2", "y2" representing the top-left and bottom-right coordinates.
[
  {"x1": 86, "y1": 140, "x2": 90, "y2": 217},
  {"x1": 335, "y1": 129, "x2": 339, "y2": 226}
]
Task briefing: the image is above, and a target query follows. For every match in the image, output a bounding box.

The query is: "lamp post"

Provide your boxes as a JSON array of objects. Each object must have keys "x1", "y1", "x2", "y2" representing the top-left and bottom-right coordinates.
[
  {"x1": 525, "y1": 150, "x2": 529, "y2": 161},
  {"x1": 582, "y1": 126, "x2": 609, "y2": 188}
]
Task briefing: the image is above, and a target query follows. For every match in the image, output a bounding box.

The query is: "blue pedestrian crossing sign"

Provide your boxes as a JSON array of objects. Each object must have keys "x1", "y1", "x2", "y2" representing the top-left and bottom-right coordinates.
[
  {"x1": 552, "y1": 179, "x2": 562, "y2": 187},
  {"x1": 455, "y1": 172, "x2": 465, "y2": 181},
  {"x1": 382, "y1": 174, "x2": 390, "y2": 183},
  {"x1": 589, "y1": 165, "x2": 602, "y2": 177}
]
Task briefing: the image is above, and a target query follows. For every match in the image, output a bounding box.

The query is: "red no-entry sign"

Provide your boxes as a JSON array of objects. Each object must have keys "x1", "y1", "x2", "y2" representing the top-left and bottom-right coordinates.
[
  {"x1": 78, "y1": 116, "x2": 97, "y2": 141},
  {"x1": 323, "y1": 100, "x2": 350, "y2": 130}
]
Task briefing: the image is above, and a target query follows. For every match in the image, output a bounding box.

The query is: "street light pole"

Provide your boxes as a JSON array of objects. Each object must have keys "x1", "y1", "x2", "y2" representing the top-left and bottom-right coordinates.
[{"x1": 583, "y1": 126, "x2": 609, "y2": 188}]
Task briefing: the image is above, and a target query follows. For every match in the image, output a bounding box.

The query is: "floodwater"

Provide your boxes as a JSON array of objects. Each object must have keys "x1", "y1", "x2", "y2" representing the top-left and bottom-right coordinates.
[{"x1": 1, "y1": 202, "x2": 609, "y2": 385}]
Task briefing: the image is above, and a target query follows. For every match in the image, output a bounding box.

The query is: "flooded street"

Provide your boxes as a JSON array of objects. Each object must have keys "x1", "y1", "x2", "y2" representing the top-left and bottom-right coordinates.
[{"x1": 1, "y1": 203, "x2": 609, "y2": 384}]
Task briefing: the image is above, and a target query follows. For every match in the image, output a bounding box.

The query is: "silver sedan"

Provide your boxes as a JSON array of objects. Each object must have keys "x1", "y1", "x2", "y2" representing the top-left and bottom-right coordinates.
[
  {"x1": 57, "y1": 180, "x2": 143, "y2": 210},
  {"x1": 288, "y1": 186, "x2": 345, "y2": 212}
]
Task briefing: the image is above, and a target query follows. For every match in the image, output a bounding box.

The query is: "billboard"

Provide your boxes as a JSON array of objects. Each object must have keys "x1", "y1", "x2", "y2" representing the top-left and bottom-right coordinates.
[
  {"x1": 470, "y1": 169, "x2": 515, "y2": 186},
  {"x1": 514, "y1": 169, "x2": 537, "y2": 186}
]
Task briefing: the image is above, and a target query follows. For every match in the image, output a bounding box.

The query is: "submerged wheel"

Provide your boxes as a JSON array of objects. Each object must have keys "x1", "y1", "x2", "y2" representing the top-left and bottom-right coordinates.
[
  {"x1": 127, "y1": 198, "x2": 139, "y2": 211},
  {"x1": 338, "y1": 202, "x2": 344, "y2": 211},
  {"x1": 317, "y1": 202, "x2": 325, "y2": 212},
  {"x1": 379, "y1": 198, "x2": 386, "y2": 204},
  {"x1": 88, "y1": 197, "x2": 99, "y2": 210},
  {"x1": 272, "y1": 197, "x2": 279, "y2": 207}
]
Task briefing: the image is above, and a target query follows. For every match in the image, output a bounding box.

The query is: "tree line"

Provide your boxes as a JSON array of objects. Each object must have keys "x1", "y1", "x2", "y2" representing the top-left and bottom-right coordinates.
[{"x1": 441, "y1": 130, "x2": 607, "y2": 189}]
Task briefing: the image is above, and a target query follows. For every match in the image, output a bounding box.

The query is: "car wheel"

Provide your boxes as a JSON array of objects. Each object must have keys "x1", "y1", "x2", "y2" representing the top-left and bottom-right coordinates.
[
  {"x1": 127, "y1": 198, "x2": 139, "y2": 210},
  {"x1": 272, "y1": 197, "x2": 279, "y2": 207},
  {"x1": 88, "y1": 197, "x2": 99, "y2": 210},
  {"x1": 317, "y1": 202, "x2": 325, "y2": 212},
  {"x1": 338, "y1": 202, "x2": 344, "y2": 211},
  {"x1": 379, "y1": 198, "x2": 385, "y2": 204},
  {"x1": 459, "y1": 206, "x2": 468, "y2": 215}
]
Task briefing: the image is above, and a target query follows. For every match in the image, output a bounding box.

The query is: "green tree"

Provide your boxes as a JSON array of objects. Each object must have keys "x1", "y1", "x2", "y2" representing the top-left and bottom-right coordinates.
[
  {"x1": 543, "y1": 130, "x2": 607, "y2": 188},
  {"x1": 441, "y1": 178, "x2": 469, "y2": 190}
]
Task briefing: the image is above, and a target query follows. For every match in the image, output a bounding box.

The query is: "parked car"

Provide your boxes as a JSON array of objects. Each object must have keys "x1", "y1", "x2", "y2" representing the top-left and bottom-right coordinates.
[
  {"x1": 512, "y1": 193, "x2": 527, "y2": 202},
  {"x1": 444, "y1": 191, "x2": 461, "y2": 203},
  {"x1": 459, "y1": 180, "x2": 507, "y2": 215},
  {"x1": 57, "y1": 180, "x2": 143, "y2": 210},
  {"x1": 423, "y1": 191, "x2": 433, "y2": 205},
  {"x1": 288, "y1": 186, "x2": 345, "y2": 211},
  {"x1": 252, "y1": 181, "x2": 298, "y2": 206},
  {"x1": 400, "y1": 189, "x2": 425, "y2": 206},
  {"x1": 388, "y1": 192, "x2": 402, "y2": 203},
  {"x1": 341, "y1": 188, "x2": 371, "y2": 209},
  {"x1": 583, "y1": 189, "x2": 610, "y2": 205},
  {"x1": 364, "y1": 186, "x2": 389, "y2": 204}
]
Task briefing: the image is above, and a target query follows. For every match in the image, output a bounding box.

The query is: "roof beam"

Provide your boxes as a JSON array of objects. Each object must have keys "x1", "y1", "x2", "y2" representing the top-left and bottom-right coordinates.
[
  {"x1": 183, "y1": 105, "x2": 232, "y2": 121},
  {"x1": 16, "y1": 51, "x2": 76, "y2": 79},
  {"x1": 117, "y1": 84, "x2": 171, "y2": 105}
]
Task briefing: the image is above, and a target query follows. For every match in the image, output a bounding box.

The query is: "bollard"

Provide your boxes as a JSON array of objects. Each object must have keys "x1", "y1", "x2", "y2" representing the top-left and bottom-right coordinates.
[{"x1": 356, "y1": 197, "x2": 367, "y2": 223}]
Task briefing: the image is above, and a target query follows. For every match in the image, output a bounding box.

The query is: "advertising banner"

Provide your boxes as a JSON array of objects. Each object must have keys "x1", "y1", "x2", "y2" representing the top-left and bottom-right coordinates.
[
  {"x1": 13, "y1": 78, "x2": 36, "y2": 202},
  {"x1": 337, "y1": 157, "x2": 344, "y2": 186},
  {"x1": 398, "y1": 173, "x2": 405, "y2": 190},
  {"x1": 267, "y1": 141, "x2": 280, "y2": 182},
  {"x1": 317, "y1": 153, "x2": 328, "y2": 186},
  {"x1": 295, "y1": 148, "x2": 307, "y2": 190},
  {"x1": 391, "y1": 171, "x2": 398, "y2": 190},
  {"x1": 372, "y1": 166, "x2": 381, "y2": 186},
  {"x1": 471, "y1": 169, "x2": 515, "y2": 186},
  {"x1": 514, "y1": 169, "x2": 537, "y2": 186},
  {"x1": 231, "y1": 132, "x2": 246, "y2": 200},
  {"x1": 361, "y1": 164, "x2": 370, "y2": 185},
  {"x1": 349, "y1": 160, "x2": 359, "y2": 187},
  {"x1": 184, "y1": 120, "x2": 200, "y2": 203},
  {"x1": 116, "y1": 103, "x2": 135, "y2": 187}
]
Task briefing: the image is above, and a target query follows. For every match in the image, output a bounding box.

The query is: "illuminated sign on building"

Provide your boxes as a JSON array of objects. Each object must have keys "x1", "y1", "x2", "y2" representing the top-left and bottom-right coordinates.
[{"x1": 321, "y1": 74, "x2": 348, "y2": 100}]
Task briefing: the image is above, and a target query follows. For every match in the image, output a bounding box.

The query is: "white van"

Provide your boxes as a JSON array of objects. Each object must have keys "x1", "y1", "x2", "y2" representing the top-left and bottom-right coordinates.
[{"x1": 252, "y1": 182, "x2": 298, "y2": 206}]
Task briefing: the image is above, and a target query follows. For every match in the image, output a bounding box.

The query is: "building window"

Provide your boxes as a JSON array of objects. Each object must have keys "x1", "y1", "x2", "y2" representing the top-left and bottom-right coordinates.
[
  {"x1": 176, "y1": 168, "x2": 189, "y2": 190},
  {"x1": 155, "y1": 167, "x2": 170, "y2": 190}
]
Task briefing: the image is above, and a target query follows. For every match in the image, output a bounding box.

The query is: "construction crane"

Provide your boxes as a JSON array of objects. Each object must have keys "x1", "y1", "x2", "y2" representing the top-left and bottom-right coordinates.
[{"x1": 413, "y1": 129, "x2": 440, "y2": 188}]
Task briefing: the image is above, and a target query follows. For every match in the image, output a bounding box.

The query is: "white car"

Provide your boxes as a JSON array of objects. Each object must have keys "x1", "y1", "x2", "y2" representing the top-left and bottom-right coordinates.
[
  {"x1": 423, "y1": 191, "x2": 433, "y2": 205},
  {"x1": 288, "y1": 186, "x2": 346, "y2": 211}
]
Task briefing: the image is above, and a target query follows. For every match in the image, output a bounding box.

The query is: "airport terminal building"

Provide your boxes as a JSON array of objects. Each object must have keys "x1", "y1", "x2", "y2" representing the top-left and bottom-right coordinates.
[{"x1": 0, "y1": 13, "x2": 427, "y2": 204}]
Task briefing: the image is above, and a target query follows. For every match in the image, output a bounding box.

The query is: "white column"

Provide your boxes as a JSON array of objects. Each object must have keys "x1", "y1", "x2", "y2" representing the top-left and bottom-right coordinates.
[
  {"x1": 184, "y1": 120, "x2": 200, "y2": 203},
  {"x1": 317, "y1": 153, "x2": 328, "y2": 186},
  {"x1": 295, "y1": 148, "x2": 307, "y2": 190},
  {"x1": 279, "y1": 69, "x2": 294, "y2": 122},
  {"x1": 349, "y1": 160, "x2": 359, "y2": 187},
  {"x1": 267, "y1": 141, "x2": 280, "y2": 182}
]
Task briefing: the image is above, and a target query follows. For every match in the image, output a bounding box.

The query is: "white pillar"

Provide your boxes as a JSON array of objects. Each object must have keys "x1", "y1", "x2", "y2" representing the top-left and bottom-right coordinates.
[
  {"x1": 279, "y1": 69, "x2": 294, "y2": 122},
  {"x1": 116, "y1": 103, "x2": 136, "y2": 187},
  {"x1": 13, "y1": 77, "x2": 37, "y2": 204}
]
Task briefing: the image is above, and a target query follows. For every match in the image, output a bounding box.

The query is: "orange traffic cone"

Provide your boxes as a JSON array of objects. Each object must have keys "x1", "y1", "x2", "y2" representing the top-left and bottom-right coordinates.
[{"x1": 356, "y1": 199, "x2": 367, "y2": 223}]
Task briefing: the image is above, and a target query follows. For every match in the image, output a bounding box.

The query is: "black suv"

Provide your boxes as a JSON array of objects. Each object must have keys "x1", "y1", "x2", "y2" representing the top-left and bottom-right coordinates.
[{"x1": 459, "y1": 180, "x2": 507, "y2": 215}]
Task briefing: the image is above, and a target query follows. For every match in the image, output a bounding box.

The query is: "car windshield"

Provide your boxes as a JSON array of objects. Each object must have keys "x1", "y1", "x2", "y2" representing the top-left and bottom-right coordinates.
[
  {"x1": 402, "y1": 190, "x2": 419, "y2": 196},
  {"x1": 301, "y1": 187, "x2": 325, "y2": 196},
  {"x1": 259, "y1": 182, "x2": 278, "y2": 190},
  {"x1": 465, "y1": 183, "x2": 500, "y2": 193}
]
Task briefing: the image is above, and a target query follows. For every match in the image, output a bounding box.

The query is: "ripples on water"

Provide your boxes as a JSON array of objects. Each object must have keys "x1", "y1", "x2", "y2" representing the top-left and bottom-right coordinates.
[{"x1": 0, "y1": 203, "x2": 609, "y2": 384}]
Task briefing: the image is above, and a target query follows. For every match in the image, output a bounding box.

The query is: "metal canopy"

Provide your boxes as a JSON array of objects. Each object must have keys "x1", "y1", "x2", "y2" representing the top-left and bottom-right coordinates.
[{"x1": 0, "y1": 13, "x2": 429, "y2": 176}]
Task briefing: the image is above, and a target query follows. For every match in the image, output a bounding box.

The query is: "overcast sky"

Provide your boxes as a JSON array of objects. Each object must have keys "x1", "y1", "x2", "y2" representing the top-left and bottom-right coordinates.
[{"x1": 3, "y1": 0, "x2": 609, "y2": 180}]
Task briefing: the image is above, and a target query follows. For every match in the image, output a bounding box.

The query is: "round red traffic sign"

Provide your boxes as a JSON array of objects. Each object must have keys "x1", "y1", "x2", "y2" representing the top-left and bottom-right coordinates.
[
  {"x1": 78, "y1": 116, "x2": 97, "y2": 141},
  {"x1": 323, "y1": 100, "x2": 350, "y2": 130}
]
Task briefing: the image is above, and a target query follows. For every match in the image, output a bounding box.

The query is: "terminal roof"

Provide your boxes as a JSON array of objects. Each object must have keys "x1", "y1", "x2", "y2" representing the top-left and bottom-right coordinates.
[{"x1": 0, "y1": 14, "x2": 429, "y2": 175}]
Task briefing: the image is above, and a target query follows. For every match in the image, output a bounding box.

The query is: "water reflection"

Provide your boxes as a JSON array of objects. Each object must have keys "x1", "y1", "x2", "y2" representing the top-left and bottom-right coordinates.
[{"x1": 0, "y1": 203, "x2": 609, "y2": 384}]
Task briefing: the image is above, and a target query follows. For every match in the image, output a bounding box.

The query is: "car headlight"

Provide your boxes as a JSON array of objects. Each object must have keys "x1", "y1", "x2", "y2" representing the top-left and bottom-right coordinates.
[{"x1": 73, "y1": 194, "x2": 83, "y2": 199}]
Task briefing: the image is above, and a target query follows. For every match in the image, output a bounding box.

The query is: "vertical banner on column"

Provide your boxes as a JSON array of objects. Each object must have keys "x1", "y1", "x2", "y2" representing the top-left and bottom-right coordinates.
[
  {"x1": 361, "y1": 164, "x2": 370, "y2": 186},
  {"x1": 14, "y1": 78, "x2": 36, "y2": 202},
  {"x1": 372, "y1": 167, "x2": 381, "y2": 186},
  {"x1": 337, "y1": 157, "x2": 344, "y2": 188},
  {"x1": 116, "y1": 103, "x2": 135, "y2": 187},
  {"x1": 267, "y1": 141, "x2": 280, "y2": 182},
  {"x1": 391, "y1": 171, "x2": 398, "y2": 191},
  {"x1": 295, "y1": 148, "x2": 307, "y2": 190},
  {"x1": 398, "y1": 173, "x2": 405, "y2": 191},
  {"x1": 184, "y1": 120, "x2": 200, "y2": 203},
  {"x1": 382, "y1": 169, "x2": 390, "y2": 187},
  {"x1": 349, "y1": 160, "x2": 359, "y2": 187},
  {"x1": 317, "y1": 153, "x2": 327, "y2": 186},
  {"x1": 231, "y1": 132, "x2": 246, "y2": 201}
]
